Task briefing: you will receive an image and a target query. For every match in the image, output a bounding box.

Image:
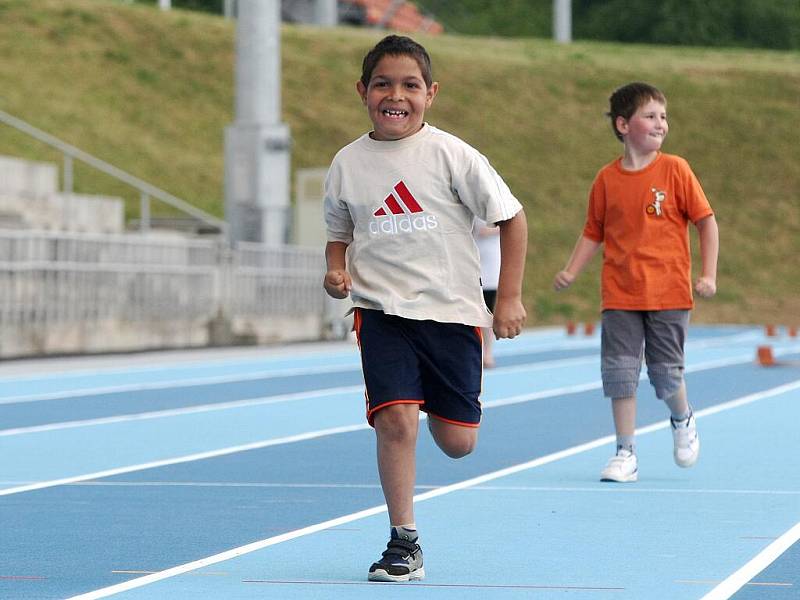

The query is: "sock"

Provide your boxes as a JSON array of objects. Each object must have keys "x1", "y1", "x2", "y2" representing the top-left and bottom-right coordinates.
[
  {"x1": 391, "y1": 523, "x2": 418, "y2": 542},
  {"x1": 616, "y1": 435, "x2": 635, "y2": 455},
  {"x1": 671, "y1": 406, "x2": 692, "y2": 426}
]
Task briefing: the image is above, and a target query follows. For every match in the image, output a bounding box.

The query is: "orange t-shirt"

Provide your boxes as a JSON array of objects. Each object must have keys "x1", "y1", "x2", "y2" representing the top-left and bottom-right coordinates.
[{"x1": 582, "y1": 153, "x2": 713, "y2": 310}]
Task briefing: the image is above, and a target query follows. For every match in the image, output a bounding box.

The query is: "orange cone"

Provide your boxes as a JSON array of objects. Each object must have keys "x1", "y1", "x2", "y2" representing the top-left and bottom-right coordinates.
[
  {"x1": 757, "y1": 345, "x2": 776, "y2": 367},
  {"x1": 765, "y1": 324, "x2": 777, "y2": 337},
  {"x1": 584, "y1": 322, "x2": 596, "y2": 336},
  {"x1": 566, "y1": 321, "x2": 576, "y2": 335},
  {"x1": 789, "y1": 326, "x2": 798, "y2": 338}
]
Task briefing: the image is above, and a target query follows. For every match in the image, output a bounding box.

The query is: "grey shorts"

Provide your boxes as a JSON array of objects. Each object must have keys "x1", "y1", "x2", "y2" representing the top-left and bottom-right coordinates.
[{"x1": 601, "y1": 309, "x2": 689, "y2": 400}]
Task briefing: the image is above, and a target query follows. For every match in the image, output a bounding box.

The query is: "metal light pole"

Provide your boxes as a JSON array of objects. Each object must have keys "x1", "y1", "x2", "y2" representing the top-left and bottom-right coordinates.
[
  {"x1": 224, "y1": 0, "x2": 292, "y2": 245},
  {"x1": 553, "y1": 0, "x2": 572, "y2": 43},
  {"x1": 314, "y1": 0, "x2": 338, "y2": 26},
  {"x1": 224, "y1": 0, "x2": 236, "y2": 19}
]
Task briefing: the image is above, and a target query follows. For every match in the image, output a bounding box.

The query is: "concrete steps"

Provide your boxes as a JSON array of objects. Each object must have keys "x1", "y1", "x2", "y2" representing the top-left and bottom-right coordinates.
[{"x1": 0, "y1": 154, "x2": 124, "y2": 233}]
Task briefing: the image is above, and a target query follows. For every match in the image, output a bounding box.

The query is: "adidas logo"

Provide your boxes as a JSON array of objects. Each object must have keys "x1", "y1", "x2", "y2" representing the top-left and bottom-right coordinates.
[{"x1": 369, "y1": 181, "x2": 439, "y2": 236}]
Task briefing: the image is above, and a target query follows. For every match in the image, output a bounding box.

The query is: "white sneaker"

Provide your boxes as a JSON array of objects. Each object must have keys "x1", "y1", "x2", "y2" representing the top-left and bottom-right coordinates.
[
  {"x1": 672, "y1": 413, "x2": 700, "y2": 468},
  {"x1": 600, "y1": 449, "x2": 638, "y2": 482}
]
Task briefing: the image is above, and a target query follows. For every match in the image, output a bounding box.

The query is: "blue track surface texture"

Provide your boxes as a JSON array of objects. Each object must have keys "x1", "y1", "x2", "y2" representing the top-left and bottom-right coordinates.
[{"x1": 1, "y1": 325, "x2": 798, "y2": 599}]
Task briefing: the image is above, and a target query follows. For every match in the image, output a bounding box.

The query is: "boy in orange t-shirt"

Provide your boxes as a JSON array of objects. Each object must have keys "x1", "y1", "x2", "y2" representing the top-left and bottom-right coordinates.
[{"x1": 554, "y1": 82, "x2": 719, "y2": 482}]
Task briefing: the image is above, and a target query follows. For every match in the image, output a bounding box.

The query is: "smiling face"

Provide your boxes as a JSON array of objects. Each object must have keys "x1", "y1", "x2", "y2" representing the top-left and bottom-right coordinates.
[
  {"x1": 356, "y1": 54, "x2": 438, "y2": 141},
  {"x1": 616, "y1": 98, "x2": 669, "y2": 155}
]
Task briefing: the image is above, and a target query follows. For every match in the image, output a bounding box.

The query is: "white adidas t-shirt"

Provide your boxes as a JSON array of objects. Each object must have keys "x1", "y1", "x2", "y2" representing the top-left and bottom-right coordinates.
[{"x1": 324, "y1": 124, "x2": 522, "y2": 327}]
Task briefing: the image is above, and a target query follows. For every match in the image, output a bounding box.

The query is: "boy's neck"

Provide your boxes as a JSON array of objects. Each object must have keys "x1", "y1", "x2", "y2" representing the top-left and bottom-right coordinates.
[{"x1": 621, "y1": 148, "x2": 659, "y2": 171}]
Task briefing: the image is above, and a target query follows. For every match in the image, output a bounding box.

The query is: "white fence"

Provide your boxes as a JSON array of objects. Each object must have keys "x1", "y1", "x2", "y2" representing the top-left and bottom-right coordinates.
[{"x1": 0, "y1": 230, "x2": 330, "y2": 357}]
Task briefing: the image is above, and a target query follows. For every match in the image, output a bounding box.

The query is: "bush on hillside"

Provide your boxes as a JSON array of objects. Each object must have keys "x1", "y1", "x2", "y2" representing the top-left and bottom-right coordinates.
[
  {"x1": 573, "y1": 0, "x2": 800, "y2": 50},
  {"x1": 415, "y1": 0, "x2": 800, "y2": 50},
  {"x1": 125, "y1": 0, "x2": 800, "y2": 50}
]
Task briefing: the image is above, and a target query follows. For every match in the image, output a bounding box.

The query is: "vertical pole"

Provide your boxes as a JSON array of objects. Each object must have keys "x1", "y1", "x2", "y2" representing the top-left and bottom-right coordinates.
[
  {"x1": 224, "y1": 0, "x2": 236, "y2": 19},
  {"x1": 314, "y1": 0, "x2": 338, "y2": 26},
  {"x1": 159, "y1": 0, "x2": 171, "y2": 11},
  {"x1": 224, "y1": 0, "x2": 292, "y2": 246},
  {"x1": 553, "y1": 0, "x2": 572, "y2": 43},
  {"x1": 140, "y1": 192, "x2": 150, "y2": 232},
  {"x1": 62, "y1": 154, "x2": 74, "y2": 194}
]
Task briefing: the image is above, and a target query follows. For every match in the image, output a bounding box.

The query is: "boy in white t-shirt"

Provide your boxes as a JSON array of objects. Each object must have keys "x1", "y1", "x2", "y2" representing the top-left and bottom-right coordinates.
[{"x1": 323, "y1": 35, "x2": 527, "y2": 582}]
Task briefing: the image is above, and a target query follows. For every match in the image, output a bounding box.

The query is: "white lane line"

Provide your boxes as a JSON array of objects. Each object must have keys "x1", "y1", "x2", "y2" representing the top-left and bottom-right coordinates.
[
  {"x1": 0, "y1": 362, "x2": 362, "y2": 405},
  {"x1": 0, "y1": 385, "x2": 364, "y2": 437},
  {"x1": 0, "y1": 329, "x2": 768, "y2": 406},
  {"x1": 63, "y1": 435, "x2": 616, "y2": 600},
  {"x1": 483, "y1": 352, "x2": 758, "y2": 410},
  {"x1": 0, "y1": 343, "x2": 595, "y2": 405},
  {"x1": 0, "y1": 424, "x2": 369, "y2": 497},
  {"x1": 4, "y1": 479, "x2": 797, "y2": 496},
  {"x1": 1, "y1": 355, "x2": 601, "y2": 437},
  {"x1": 0, "y1": 351, "x2": 769, "y2": 437},
  {"x1": 5, "y1": 369, "x2": 799, "y2": 499},
  {"x1": 54, "y1": 378, "x2": 800, "y2": 599},
  {"x1": 699, "y1": 520, "x2": 800, "y2": 600},
  {"x1": 462, "y1": 486, "x2": 800, "y2": 495}
]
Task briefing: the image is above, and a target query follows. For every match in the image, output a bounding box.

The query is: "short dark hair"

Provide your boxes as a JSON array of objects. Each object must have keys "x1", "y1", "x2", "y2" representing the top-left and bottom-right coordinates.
[
  {"x1": 360, "y1": 35, "x2": 433, "y2": 88},
  {"x1": 606, "y1": 82, "x2": 667, "y2": 141}
]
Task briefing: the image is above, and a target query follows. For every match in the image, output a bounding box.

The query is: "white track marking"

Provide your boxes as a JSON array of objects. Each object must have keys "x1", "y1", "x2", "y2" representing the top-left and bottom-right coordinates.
[
  {"x1": 0, "y1": 385, "x2": 364, "y2": 437},
  {"x1": 1, "y1": 329, "x2": 771, "y2": 405},
  {"x1": 1, "y1": 351, "x2": 774, "y2": 437},
  {"x1": 0, "y1": 424, "x2": 369, "y2": 497},
  {"x1": 699, "y1": 520, "x2": 800, "y2": 600},
  {"x1": 62, "y1": 378, "x2": 800, "y2": 598}
]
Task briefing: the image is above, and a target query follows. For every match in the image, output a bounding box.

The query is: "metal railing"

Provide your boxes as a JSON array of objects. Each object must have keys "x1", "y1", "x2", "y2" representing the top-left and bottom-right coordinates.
[
  {"x1": 0, "y1": 229, "x2": 324, "y2": 330},
  {"x1": 0, "y1": 109, "x2": 228, "y2": 236}
]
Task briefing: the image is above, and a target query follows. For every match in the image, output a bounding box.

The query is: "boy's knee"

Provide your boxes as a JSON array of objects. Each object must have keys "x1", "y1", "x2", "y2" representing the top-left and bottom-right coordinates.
[
  {"x1": 428, "y1": 417, "x2": 478, "y2": 458},
  {"x1": 602, "y1": 356, "x2": 642, "y2": 399},
  {"x1": 374, "y1": 406, "x2": 419, "y2": 442},
  {"x1": 647, "y1": 364, "x2": 684, "y2": 399},
  {"x1": 440, "y1": 438, "x2": 476, "y2": 459}
]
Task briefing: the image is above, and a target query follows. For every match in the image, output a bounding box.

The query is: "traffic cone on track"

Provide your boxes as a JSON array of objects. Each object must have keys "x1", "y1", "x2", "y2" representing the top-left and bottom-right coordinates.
[{"x1": 757, "y1": 345, "x2": 776, "y2": 366}]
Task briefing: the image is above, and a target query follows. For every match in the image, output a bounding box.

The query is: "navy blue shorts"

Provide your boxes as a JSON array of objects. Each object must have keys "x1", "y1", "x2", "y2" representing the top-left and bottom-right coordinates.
[{"x1": 353, "y1": 308, "x2": 483, "y2": 427}]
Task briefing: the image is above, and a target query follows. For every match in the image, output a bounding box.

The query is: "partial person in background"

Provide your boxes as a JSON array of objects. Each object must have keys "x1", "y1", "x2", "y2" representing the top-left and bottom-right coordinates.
[
  {"x1": 473, "y1": 218, "x2": 501, "y2": 367},
  {"x1": 553, "y1": 81, "x2": 719, "y2": 484}
]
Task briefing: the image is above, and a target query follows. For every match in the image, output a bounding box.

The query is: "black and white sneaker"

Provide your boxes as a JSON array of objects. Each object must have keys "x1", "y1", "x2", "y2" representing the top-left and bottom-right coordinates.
[{"x1": 367, "y1": 528, "x2": 425, "y2": 582}]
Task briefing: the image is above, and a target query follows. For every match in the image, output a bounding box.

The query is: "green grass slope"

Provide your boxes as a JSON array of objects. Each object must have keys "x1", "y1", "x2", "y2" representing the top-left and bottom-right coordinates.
[{"x1": 1, "y1": 0, "x2": 798, "y2": 325}]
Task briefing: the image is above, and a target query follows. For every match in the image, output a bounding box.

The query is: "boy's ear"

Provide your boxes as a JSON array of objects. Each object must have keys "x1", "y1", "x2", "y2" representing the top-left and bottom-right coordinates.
[
  {"x1": 615, "y1": 115, "x2": 629, "y2": 137},
  {"x1": 426, "y1": 81, "x2": 439, "y2": 107},
  {"x1": 356, "y1": 80, "x2": 367, "y2": 104}
]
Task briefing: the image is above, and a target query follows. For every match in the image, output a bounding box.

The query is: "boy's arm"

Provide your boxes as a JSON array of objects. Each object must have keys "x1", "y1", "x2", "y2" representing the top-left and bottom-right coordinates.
[
  {"x1": 694, "y1": 214, "x2": 719, "y2": 298},
  {"x1": 553, "y1": 235, "x2": 602, "y2": 291},
  {"x1": 493, "y1": 210, "x2": 528, "y2": 339},
  {"x1": 323, "y1": 241, "x2": 352, "y2": 299}
]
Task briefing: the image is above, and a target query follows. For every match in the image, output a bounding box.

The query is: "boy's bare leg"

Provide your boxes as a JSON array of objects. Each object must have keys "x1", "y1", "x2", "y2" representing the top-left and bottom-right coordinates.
[
  {"x1": 663, "y1": 381, "x2": 699, "y2": 467},
  {"x1": 601, "y1": 395, "x2": 639, "y2": 482},
  {"x1": 427, "y1": 417, "x2": 478, "y2": 459},
  {"x1": 662, "y1": 382, "x2": 690, "y2": 419},
  {"x1": 611, "y1": 395, "x2": 636, "y2": 438},
  {"x1": 374, "y1": 404, "x2": 420, "y2": 525}
]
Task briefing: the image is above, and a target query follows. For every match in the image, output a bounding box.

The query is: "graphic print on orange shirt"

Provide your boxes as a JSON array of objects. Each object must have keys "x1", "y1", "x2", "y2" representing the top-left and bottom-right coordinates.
[{"x1": 647, "y1": 187, "x2": 666, "y2": 216}]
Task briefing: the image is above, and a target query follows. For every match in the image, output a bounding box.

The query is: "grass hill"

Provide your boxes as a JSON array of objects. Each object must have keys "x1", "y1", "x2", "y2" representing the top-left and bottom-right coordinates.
[{"x1": 1, "y1": 0, "x2": 799, "y2": 326}]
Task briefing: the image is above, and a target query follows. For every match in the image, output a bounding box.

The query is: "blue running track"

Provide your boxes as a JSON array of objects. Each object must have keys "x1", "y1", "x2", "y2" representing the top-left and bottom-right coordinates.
[{"x1": 1, "y1": 325, "x2": 799, "y2": 599}]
